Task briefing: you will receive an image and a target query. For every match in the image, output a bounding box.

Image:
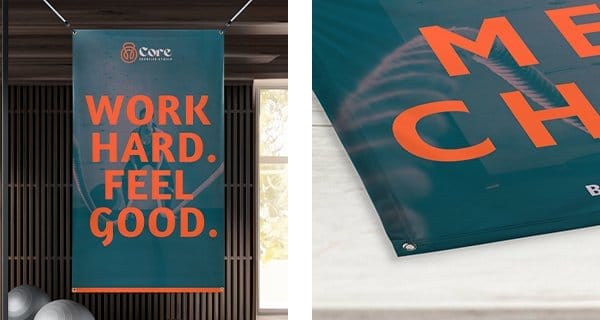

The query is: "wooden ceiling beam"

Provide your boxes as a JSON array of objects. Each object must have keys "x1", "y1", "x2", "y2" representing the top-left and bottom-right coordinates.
[
  {"x1": 1, "y1": 0, "x2": 288, "y2": 79},
  {"x1": 3, "y1": 22, "x2": 287, "y2": 36},
  {"x1": 6, "y1": 6, "x2": 287, "y2": 24}
]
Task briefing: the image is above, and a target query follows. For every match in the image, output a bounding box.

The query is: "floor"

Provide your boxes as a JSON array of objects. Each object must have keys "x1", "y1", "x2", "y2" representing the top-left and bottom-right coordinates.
[
  {"x1": 313, "y1": 309, "x2": 600, "y2": 320},
  {"x1": 312, "y1": 95, "x2": 600, "y2": 319},
  {"x1": 258, "y1": 315, "x2": 288, "y2": 320}
]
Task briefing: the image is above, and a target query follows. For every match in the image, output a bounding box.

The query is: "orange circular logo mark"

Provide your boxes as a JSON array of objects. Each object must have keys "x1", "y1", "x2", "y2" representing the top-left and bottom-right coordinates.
[{"x1": 121, "y1": 42, "x2": 138, "y2": 63}]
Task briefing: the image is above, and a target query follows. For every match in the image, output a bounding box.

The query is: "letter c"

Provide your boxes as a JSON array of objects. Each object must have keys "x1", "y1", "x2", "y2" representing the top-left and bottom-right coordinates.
[
  {"x1": 139, "y1": 47, "x2": 148, "y2": 57},
  {"x1": 392, "y1": 100, "x2": 496, "y2": 162}
]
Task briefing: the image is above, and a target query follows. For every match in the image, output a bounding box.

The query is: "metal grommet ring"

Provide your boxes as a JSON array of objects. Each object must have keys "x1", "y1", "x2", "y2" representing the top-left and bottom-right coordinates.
[{"x1": 402, "y1": 243, "x2": 417, "y2": 251}]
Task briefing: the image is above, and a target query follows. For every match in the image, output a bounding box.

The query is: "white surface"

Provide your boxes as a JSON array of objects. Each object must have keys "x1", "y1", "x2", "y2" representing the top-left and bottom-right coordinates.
[
  {"x1": 312, "y1": 95, "x2": 600, "y2": 314},
  {"x1": 260, "y1": 260, "x2": 288, "y2": 309}
]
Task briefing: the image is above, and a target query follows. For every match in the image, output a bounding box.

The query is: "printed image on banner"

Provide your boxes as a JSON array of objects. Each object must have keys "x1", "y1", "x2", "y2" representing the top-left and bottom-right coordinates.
[
  {"x1": 313, "y1": 0, "x2": 600, "y2": 256},
  {"x1": 72, "y1": 30, "x2": 224, "y2": 292}
]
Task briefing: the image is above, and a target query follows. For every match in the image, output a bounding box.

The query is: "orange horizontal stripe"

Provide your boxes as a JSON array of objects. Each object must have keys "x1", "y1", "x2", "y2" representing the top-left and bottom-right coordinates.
[{"x1": 72, "y1": 287, "x2": 224, "y2": 293}]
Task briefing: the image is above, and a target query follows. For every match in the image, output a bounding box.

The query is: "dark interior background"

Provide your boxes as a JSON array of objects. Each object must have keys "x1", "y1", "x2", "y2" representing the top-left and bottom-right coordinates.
[
  {"x1": 4, "y1": 0, "x2": 287, "y2": 81},
  {"x1": 4, "y1": 82, "x2": 256, "y2": 320},
  {"x1": 0, "y1": 0, "x2": 287, "y2": 319}
]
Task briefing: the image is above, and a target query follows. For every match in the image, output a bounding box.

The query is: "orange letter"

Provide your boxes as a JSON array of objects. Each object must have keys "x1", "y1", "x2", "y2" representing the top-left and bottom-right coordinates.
[
  {"x1": 158, "y1": 95, "x2": 182, "y2": 125},
  {"x1": 128, "y1": 170, "x2": 148, "y2": 201},
  {"x1": 105, "y1": 170, "x2": 124, "y2": 199},
  {"x1": 175, "y1": 170, "x2": 193, "y2": 200},
  {"x1": 86, "y1": 95, "x2": 123, "y2": 125},
  {"x1": 185, "y1": 95, "x2": 210, "y2": 125},
  {"x1": 181, "y1": 208, "x2": 205, "y2": 238},
  {"x1": 546, "y1": 4, "x2": 600, "y2": 58},
  {"x1": 91, "y1": 132, "x2": 117, "y2": 162},
  {"x1": 151, "y1": 170, "x2": 172, "y2": 200},
  {"x1": 419, "y1": 17, "x2": 539, "y2": 76},
  {"x1": 500, "y1": 82, "x2": 600, "y2": 148},
  {"x1": 392, "y1": 100, "x2": 496, "y2": 162},
  {"x1": 126, "y1": 95, "x2": 153, "y2": 126},
  {"x1": 148, "y1": 208, "x2": 175, "y2": 238},
  {"x1": 152, "y1": 132, "x2": 175, "y2": 163},
  {"x1": 179, "y1": 132, "x2": 203, "y2": 162},
  {"x1": 117, "y1": 207, "x2": 144, "y2": 238},
  {"x1": 121, "y1": 132, "x2": 148, "y2": 163},
  {"x1": 90, "y1": 207, "x2": 114, "y2": 247}
]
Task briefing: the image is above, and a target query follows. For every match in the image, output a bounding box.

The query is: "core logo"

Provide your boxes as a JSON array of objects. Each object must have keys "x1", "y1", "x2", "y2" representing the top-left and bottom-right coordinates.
[
  {"x1": 120, "y1": 42, "x2": 173, "y2": 63},
  {"x1": 139, "y1": 47, "x2": 172, "y2": 58},
  {"x1": 138, "y1": 45, "x2": 174, "y2": 62},
  {"x1": 120, "y1": 42, "x2": 138, "y2": 64}
]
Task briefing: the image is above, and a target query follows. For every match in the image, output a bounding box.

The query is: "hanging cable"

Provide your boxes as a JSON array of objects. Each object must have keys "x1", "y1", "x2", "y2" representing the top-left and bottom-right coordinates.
[
  {"x1": 222, "y1": 0, "x2": 254, "y2": 33},
  {"x1": 41, "y1": 0, "x2": 75, "y2": 34},
  {"x1": 41, "y1": 0, "x2": 254, "y2": 34}
]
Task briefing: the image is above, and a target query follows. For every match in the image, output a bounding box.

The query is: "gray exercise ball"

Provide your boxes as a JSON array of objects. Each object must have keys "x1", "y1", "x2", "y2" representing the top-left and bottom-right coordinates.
[
  {"x1": 33, "y1": 300, "x2": 94, "y2": 320},
  {"x1": 8, "y1": 285, "x2": 51, "y2": 320}
]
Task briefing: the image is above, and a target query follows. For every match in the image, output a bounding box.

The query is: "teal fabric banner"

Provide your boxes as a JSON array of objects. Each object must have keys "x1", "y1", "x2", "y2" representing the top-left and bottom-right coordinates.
[
  {"x1": 72, "y1": 30, "x2": 224, "y2": 292},
  {"x1": 314, "y1": 1, "x2": 600, "y2": 256}
]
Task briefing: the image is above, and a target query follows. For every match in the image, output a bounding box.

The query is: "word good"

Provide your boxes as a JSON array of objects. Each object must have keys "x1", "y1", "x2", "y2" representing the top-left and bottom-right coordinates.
[{"x1": 90, "y1": 207, "x2": 205, "y2": 246}]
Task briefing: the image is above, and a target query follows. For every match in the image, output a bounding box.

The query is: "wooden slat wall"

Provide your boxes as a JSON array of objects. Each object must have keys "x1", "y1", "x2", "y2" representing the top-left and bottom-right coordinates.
[{"x1": 4, "y1": 82, "x2": 256, "y2": 320}]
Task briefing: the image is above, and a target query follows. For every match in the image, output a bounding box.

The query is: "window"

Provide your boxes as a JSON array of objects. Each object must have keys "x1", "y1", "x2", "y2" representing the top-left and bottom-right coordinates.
[{"x1": 256, "y1": 80, "x2": 288, "y2": 311}]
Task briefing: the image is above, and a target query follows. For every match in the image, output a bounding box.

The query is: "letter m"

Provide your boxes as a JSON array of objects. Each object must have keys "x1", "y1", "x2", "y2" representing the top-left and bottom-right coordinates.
[{"x1": 419, "y1": 17, "x2": 539, "y2": 77}]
